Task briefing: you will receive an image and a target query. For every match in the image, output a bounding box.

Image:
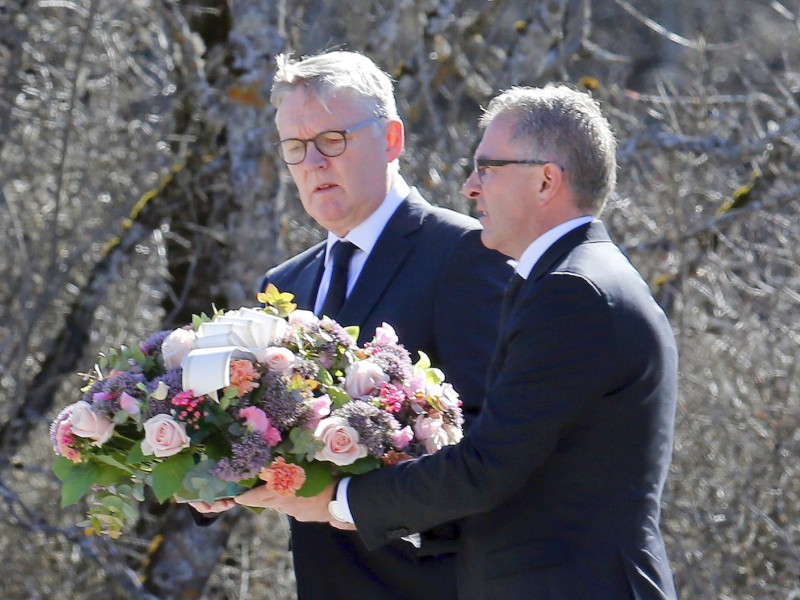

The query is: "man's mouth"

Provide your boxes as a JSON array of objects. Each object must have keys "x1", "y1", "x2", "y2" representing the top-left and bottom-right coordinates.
[{"x1": 315, "y1": 183, "x2": 337, "y2": 192}]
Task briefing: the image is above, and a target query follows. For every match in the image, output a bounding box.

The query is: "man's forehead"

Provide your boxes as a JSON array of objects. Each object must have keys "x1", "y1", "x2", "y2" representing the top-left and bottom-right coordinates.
[{"x1": 276, "y1": 88, "x2": 372, "y2": 132}]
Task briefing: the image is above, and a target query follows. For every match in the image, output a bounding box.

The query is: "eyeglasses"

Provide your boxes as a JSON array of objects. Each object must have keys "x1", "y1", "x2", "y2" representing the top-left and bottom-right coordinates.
[
  {"x1": 277, "y1": 115, "x2": 386, "y2": 165},
  {"x1": 472, "y1": 157, "x2": 559, "y2": 182}
]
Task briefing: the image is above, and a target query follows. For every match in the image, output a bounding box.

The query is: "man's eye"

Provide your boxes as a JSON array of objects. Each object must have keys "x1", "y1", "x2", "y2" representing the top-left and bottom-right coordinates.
[
  {"x1": 283, "y1": 140, "x2": 305, "y2": 153},
  {"x1": 317, "y1": 132, "x2": 346, "y2": 150}
]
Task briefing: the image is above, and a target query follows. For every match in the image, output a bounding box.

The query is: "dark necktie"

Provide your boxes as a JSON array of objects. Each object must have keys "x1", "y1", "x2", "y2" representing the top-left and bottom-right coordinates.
[
  {"x1": 499, "y1": 273, "x2": 525, "y2": 325},
  {"x1": 320, "y1": 240, "x2": 357, "y2": 319}
]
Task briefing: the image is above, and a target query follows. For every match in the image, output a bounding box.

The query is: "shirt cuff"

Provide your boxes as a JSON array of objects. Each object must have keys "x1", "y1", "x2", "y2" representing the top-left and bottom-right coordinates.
[{"x1": 335, "y1": 477, "x2": 355, "y2": 524}]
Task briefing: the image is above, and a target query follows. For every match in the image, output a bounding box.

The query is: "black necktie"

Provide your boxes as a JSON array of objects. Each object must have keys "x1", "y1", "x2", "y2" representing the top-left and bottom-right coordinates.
[
  {"x1": 320, "y1": 240, "x2": 357, "y2": 319},
  {"x1": 499, "y1": 273, "x2": 525, "y2": 325}
]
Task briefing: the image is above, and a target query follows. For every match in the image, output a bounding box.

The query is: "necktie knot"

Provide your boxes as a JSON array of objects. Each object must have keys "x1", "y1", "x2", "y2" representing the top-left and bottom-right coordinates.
[{"x1": 330, "y1": 240, "x2": 357, "y2": 267}]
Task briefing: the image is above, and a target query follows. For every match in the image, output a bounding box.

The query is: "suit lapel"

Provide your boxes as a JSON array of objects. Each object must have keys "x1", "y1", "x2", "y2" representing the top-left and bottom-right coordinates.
[
  {"x1": 487, "y1": 221, "x2": 611, "y2": 384},
  {"x1": 527, "y1": 220, "x2": 608, "y2": 282},
  {"x1": 336, "y1": 192, "x2": 427, "y2": 327},
  {"x1": 292, "y1": 244, "x2": 326, "y2": 312}
]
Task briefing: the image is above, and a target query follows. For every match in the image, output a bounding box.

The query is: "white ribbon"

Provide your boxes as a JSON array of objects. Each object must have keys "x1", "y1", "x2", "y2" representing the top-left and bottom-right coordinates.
[{"x1": 181, "y1": 308, "x2": 288, "y2": 399}]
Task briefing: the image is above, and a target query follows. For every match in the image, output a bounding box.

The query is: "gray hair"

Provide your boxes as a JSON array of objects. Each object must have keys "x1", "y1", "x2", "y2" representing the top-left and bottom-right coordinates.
[
  {"x1": 271, "y1": 51, "x2": 399, "y2": 120},
  {"x1": 480, "y1": 86, "x2": 617, "y2": 213}
]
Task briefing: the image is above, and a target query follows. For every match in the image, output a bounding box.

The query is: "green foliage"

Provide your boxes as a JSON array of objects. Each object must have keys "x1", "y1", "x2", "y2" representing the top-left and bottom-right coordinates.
[
  {"x1": 294, "y1": 460, "x2": 333, "y2": 497},
  {"x1": 53, "y1": 458, "x2": 98, "y2": 507},
  {"x1": 150, "y1": 452, "x2": 196, "y2": 503}
]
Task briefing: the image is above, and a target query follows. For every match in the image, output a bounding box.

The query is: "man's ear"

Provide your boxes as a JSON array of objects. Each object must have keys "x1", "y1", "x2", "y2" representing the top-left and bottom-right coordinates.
[
  {"x1": 538, "y1": 162, "x2": 564, "y2": 200},
  {"x1": 385, "y1": 119, "x2": 404, "y2": 162}
]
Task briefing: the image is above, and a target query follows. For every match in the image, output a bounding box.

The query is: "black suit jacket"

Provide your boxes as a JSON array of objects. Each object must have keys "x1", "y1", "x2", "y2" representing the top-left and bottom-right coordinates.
[
  {"x1": 261, "y1": 190, "x2": 512, "y2": 600},
  {"x1": 348, "y1": 221, "x2": 679, "y2": 600}
]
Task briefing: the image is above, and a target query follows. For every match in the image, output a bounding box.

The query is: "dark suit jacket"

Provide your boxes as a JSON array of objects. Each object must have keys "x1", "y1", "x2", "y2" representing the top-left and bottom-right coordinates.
[
  {"x1": 348, "y1": 221, "x2": 679, "y2": 600},
  {"x1": 261, "y1": 190, "x2": 512, "y2": 600}
]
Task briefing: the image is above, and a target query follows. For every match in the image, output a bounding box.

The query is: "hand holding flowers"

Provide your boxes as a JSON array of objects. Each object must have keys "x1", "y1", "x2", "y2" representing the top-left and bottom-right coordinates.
[{"x1": 50, "y1": 285, "x2": 463, "y2": 537}]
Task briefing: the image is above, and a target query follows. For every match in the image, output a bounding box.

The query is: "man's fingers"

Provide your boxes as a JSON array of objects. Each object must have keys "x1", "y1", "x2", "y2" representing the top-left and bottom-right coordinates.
[
  {"x1": 235, "y1": 487, "x2": 280, "y2": 508},
  {"x1": 188, "y1": 499, "x2": 237, "y2": 513}
]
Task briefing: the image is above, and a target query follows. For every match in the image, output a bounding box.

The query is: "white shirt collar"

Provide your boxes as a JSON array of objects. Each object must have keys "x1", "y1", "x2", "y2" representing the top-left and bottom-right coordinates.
[
  {"x1": 324, "y1": 175, "x2": 411, "y2": 263},
  {"x1": 515, "y1": 216, "x2": 594, "y2": 279}
]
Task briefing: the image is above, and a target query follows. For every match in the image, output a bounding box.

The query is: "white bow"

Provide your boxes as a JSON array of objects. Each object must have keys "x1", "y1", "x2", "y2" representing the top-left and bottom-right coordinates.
[{"x1": 181, "y1": 308, "x2": 288, "y2": 398}]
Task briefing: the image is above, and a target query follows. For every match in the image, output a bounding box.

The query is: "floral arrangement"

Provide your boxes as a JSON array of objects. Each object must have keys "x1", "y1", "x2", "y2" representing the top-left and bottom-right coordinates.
[{"x1": 50, "y1": 285, "x2": 463, "y2": 537}]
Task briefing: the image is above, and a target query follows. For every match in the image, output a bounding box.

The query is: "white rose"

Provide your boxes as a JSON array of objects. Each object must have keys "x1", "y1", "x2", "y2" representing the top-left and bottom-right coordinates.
[
  {"x1": 69, "y1": 401, "x2": 115, "y2": 447},
  {"x1": 288, "y1": 309, "x2": 318, "y2": 327},
  {"x1": 413, "y1": 415, "x2": 449, "y2": 453},
  {"x1": 444, "y1": 423, "x2": 463, "y2": 445},
  {"x1": 141, "y1": 414, "x2": 191, "y2": 458},
  {"x1": 345, "y1": 360, "x2": 389, "y2": 398},
  {"x1": 161, "y1": 327, "x2": 196, "y2": 370},
  {"x1": 314, "y1": 417, "x2": 368, "y2": 466}
]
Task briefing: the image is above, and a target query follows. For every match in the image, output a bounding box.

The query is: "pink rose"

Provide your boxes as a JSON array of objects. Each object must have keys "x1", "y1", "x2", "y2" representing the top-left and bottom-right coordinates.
[
  {"x1": 119, "y1": 392, "x2": 140, "y2": 415},
  {"x1": 314, "y1": 417, "x2": 368, "y2": 466},
  {"x1": 141, "y1": 414, "x2": 191, "y2": 457},
  {"x1": 256, "y1": 346, "x2": 296, "y2": 374},
  {"x1": 240, "y1": 406, "x2": 269, "y2": 432},
  {"x1": 373, "y1": 322, "x2": 399, "y2": 346},
  {"x1": 390, "y1": 425, "x2": 414, "y2": 450},
  {"x1": 345, "y1": 360, "x2": 389, "y2": 399},
  {"x1": 161, "y1": 327, "x2": 197, "y2": 370},
  {"x1": 263, "y1": 422, "x2": 282, "y2": 447},
  {"x1": 288, "y1": 309, "x2": 318, "y2": 327},
  {"x1": 308, "y1": 394, "x2": 332, "y2": 428},
  {"x1": 239, "y1": 407, "x2": 281, "y2": 446},
  {"x1": 69, "y1": 401, "x2": 115, "y2": 447}
]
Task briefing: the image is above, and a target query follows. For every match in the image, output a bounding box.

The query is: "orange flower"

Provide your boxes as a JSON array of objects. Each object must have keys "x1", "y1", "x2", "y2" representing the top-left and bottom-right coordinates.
[
  {"x1": 382, "y1": 449, "x2": 412, "y2": 466},
  {"x1": 259, "y1": 457, "x2": 306, "y2": 496},
  {"x1": 229, "y1": 359, "x2": 260, "y2": 396}
]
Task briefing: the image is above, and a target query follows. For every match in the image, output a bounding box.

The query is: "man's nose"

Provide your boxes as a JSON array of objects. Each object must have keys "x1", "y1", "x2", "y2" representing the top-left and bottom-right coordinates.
[
  {"x1": 304, "y1": 141, "x2": 328, "y2": 168},
  {"x1": 461, "y1": 170, "x2": 481, "y2": 200}
]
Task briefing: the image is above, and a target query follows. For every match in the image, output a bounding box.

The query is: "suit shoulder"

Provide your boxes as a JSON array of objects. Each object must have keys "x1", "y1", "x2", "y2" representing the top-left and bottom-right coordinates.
[{"x1": 266, "y1": 242, "x2": 324, "y2": 277}]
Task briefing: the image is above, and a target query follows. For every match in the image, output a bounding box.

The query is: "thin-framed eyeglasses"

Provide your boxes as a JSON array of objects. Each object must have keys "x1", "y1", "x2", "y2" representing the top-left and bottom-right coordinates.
[
  {"x1": 472, "y1": 157, "x2": 562, "y2": 182},
  {"x1": 277, "y1": 114, "x2": 386, "y2": 165}
]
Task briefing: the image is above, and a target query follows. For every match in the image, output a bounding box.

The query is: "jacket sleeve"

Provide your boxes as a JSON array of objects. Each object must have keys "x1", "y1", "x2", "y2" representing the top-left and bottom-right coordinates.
[{"x1": 349, "y1": 272, "x2": 616, "y2": 550}]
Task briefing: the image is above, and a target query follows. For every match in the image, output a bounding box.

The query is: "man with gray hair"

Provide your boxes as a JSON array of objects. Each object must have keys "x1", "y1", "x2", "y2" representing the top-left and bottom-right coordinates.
[
  {"x1": 248, "y1": 85, "x2": 679, "y2": 599},
  {"x1": 195, "y1": 51, "x2": 512, "y2": 599}
]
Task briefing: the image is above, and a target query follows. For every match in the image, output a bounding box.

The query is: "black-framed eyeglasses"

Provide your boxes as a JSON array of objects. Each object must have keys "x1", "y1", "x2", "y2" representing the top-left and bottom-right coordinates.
[
  {"x1": 277, "y1": 114, "x2": 386, "y2": 165},
  {"x1": 473, "y1": 157, "x2": 560, "y2": 182}
]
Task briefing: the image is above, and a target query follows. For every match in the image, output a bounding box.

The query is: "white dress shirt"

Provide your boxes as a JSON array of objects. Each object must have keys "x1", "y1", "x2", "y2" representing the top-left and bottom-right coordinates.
[{"x1": 313, "y1": 176, "x2": 412, "y2": 315}]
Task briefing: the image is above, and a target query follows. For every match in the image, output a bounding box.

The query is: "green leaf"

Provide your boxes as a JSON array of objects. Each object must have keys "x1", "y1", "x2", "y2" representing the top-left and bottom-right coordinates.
[
  {"x1": 53, "y1": 459, "x2": 98, "y2": 507},
  {"x1": 202, "y1": 436, "x2": 230, "y2": 460},
  {"x1": 414, "y1": 351, "x2": 431, "y2": 370},
  {"x1": 151, "y1": 452, "x2": 196, "y2": 503},
  {"x1": 126, "y1": 442, "x2": 146, "y2": 465},
  {"x1": 336, "y1": 456, "x2": 381, "y2": 475},
  {"x1": 288, "y1": 428, "x2": 323, "y2": 462},
  {"x1": 95, "y1": 453, "x2": 134, "y2": 474},
  {"x1": 344, "y1": 326, "x2": 360, "y2": 342},
  {"x1": 294, "y1": 460, "x2": 333, "y2": 497},
  {"x1": 327, "y1": 386, "x2": 350, "y2": 409},
  {"x1": 95, "y1": 463, "x2": 130, "y2": 486},
  {"x1": 317, "y1": 367, "x2": 334, "y2": 387}
]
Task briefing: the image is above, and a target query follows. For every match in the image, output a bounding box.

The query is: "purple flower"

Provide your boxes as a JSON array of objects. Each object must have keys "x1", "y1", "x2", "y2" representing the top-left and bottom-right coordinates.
[
  {"x1": 140, "y1": 330, "x2": 172, "y2": 357},
  {"x1": 336, "y1": 401, "x2": 400, "y2": 459},
  {"x1": 211, "y1": 431, "x2": 272, "y2": 482},
  {"x1": 366, "y1": 343, "x2": 413, "y2": 382}
]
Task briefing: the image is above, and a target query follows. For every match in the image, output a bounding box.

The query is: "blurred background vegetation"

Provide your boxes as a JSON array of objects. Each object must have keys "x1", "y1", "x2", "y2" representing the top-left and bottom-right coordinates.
[{"x1": 1, "y1": 0, "x2": 799, "y2": 598}]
